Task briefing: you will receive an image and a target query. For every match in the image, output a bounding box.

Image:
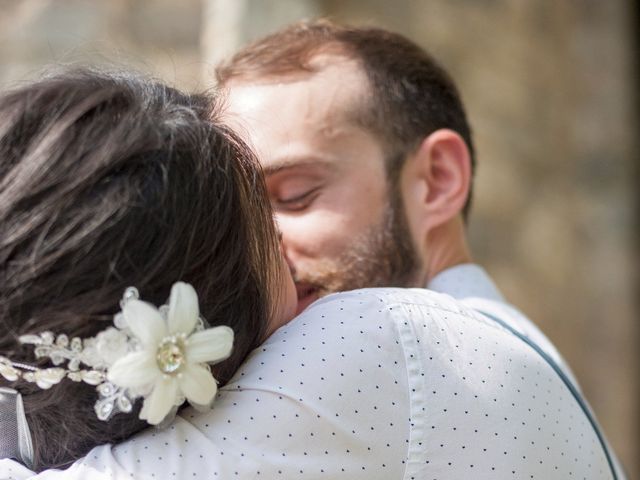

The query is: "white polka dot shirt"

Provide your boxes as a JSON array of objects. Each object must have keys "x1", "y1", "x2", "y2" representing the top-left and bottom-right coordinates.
[{"x1": 0, "y1": 265, "x2": 625, "y2": 479}]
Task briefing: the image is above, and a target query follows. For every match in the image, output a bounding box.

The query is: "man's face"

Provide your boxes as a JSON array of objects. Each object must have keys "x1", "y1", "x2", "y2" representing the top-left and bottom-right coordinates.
[{"x1": 225, "y1": 58, "x2": 419, "y2": 315}]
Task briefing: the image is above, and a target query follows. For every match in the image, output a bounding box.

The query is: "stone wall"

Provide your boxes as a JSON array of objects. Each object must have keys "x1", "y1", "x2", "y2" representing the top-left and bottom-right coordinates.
[
  {"x1": 0, "y1": 0, "x2": 203, "y2": 90},
  {"x1": 1, "y1": 0, "x2": 637, "y2": 476}
]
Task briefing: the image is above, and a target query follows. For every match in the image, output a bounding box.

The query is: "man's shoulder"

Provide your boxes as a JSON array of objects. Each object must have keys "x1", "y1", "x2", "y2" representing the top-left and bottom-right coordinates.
[
  {"x1": 276, "y1": 287, "x2": 555, "y2": 372},
  {"x1": 305, "y1": 286, "x2": 473, "y2": 317},
  {"x1": 233, "y1": 287, "x2": 470, "y2": 394},
  {"x1": 266, "y1": 287, "x2": 504, "y2": 358}
]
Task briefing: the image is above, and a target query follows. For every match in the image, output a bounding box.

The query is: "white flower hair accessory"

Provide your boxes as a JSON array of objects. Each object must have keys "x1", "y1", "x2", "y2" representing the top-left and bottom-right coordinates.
[{"x1": 0, "y1": 282, "x2": 233, "y2": 426}]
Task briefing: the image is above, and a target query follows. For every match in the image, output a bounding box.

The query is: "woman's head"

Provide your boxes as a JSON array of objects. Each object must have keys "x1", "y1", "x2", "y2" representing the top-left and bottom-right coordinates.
[{"x1": 0, "y1": 68, "x2": 292, "y2": 469}]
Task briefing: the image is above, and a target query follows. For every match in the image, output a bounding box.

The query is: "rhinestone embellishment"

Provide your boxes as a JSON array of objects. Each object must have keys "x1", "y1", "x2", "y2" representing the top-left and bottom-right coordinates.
[{"x1": 156, "y1": 336, "x2": 185, "y2": 374}]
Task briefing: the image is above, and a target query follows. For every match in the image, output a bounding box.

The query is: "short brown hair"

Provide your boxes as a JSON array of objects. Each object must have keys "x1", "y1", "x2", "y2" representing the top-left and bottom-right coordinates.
[
  {"x1": 216, "y1": 19, "x2": 476, "y2": 218},
  {"x1": 0, "y1": 68, "x2": 281, "y2": 469}
]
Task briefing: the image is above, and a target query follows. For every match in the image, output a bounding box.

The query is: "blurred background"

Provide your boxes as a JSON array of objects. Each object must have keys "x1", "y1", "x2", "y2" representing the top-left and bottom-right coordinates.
[{"x1": 1, "y1": 0, "x2": 638, "y2": 475}]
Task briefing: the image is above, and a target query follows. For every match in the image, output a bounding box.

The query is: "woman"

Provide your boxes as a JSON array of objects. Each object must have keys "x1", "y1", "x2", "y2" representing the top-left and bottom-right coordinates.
[{"x1": 0, "y1": 68, "x2": 296, "y2": 471}]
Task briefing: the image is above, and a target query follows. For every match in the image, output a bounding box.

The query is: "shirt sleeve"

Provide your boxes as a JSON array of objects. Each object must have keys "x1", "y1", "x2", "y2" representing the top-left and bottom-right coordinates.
[{"x1": 8, "y1": 288, "x2": 621, "y2": 480}]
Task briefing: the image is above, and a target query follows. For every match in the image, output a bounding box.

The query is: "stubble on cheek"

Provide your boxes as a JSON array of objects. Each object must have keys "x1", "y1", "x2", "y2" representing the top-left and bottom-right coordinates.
[{"x1": 293, "y1": 202, "x2": 420, "y2": 296}]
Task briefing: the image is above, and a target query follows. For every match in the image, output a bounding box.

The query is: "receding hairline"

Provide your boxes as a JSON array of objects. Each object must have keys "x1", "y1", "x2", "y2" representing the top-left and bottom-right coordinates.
[
  {"x1": 217, "y1": 39, "x2": 353, "y2": 84},
  {"x1": 220, "y1": 50, "x2": 387, "y2": 154},
  {"x1": 216, "y1": 19, "x2": 475, "y2": 218}
]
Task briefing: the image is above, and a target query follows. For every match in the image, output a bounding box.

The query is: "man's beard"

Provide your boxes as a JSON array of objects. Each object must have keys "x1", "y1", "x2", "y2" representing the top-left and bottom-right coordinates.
[{"x1": 294, "y1": 190, "x2": 421, "y2": 296}]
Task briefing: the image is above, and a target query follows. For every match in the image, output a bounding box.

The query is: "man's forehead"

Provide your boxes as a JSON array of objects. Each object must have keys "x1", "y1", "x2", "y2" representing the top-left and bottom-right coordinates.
[
  {"x1": 220, "y1": 55, "x2": 383, "y2": 171},
  {"x1": 224, "y1": 56, "x2": 370, "y2": 122}
]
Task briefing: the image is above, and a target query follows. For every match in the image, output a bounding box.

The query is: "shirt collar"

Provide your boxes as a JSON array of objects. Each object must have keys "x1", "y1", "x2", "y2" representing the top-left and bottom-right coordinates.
[{"x1": 427, "y1": 263, "x2": 505, "y2": 302}]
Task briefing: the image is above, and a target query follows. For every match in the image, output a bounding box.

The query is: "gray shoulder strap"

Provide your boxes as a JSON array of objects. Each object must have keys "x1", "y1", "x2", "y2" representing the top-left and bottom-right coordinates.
[{"x1": 0, "y1": 387, "x2": 34, "y2": 468}]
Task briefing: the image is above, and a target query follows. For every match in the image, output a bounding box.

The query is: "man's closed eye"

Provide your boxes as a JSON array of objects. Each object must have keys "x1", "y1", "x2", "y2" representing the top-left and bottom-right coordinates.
[{"x1": 274, "y1": 188, "x2": 321, "y2": 212}]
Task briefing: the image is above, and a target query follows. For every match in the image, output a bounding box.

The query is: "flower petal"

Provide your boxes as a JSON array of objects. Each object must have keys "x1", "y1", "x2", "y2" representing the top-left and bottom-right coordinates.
[
  {"x1": 123, "y1": 300, "x2": 166, "y2": 347},
  {"x1": 107, "y1": 351, "x2": 159, "y2": 389},
  {"x1": 185, "y1": 326, "x2": 233, "y2": 364},
  {"x1": 178, "y1": 363, "x2": 217, "y2": 405},
  {"x1": 167, "y1": 282, "x2": 199, "y2": 335},
  {"x1": 140, "y1": 376, "x2": 179, "y2": 425}
]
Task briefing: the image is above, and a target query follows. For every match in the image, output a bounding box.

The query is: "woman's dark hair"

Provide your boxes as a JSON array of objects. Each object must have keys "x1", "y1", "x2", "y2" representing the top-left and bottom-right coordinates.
[{"x1": 0, "y1": 68, "x2": 282, "y2": 470}]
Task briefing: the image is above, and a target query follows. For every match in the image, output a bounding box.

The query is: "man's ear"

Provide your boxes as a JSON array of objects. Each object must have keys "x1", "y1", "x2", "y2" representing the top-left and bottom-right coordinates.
[{"x1": 400, "y1": 128, "x2": 472, "y2": 237}]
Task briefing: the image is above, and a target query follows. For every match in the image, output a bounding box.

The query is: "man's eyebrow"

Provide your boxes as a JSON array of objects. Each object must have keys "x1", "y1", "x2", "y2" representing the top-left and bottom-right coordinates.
[{"x1": 262, "y1": 157, "x2": 334, "y2": 176}]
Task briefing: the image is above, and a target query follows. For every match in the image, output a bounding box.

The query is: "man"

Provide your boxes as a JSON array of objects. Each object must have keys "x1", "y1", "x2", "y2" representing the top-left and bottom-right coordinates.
[
  {"x1": 214, "y1": 19, "x2": 625, "y2": 477},
  {"x1": 217, "y1": 20, "x2": 574, "y2": 376},
  {"x1": 217, "y1": 20, "x2": 476, "y2": 316}
]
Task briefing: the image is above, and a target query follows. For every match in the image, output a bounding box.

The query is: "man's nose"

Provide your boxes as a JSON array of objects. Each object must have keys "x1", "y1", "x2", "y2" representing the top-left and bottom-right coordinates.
[{"x1": 275, "y1": 213, "x2": 309, "y2": 265}]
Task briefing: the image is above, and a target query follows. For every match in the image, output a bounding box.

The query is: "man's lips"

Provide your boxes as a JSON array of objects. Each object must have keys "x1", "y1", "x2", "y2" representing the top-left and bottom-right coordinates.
[{"x1": 295, "y1": 283, "x2": 319, "y2": 315}]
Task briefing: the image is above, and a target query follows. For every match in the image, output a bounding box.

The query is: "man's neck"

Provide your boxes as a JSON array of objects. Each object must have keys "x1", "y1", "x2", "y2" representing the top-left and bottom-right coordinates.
[{"x1": 424, "y1": 216, "x2": 473, "y2": 284}]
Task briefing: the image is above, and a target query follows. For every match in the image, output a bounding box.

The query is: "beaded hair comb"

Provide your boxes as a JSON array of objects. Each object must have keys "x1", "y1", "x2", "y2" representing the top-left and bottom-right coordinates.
[{"x1": 0, "y1": 282, "x2": 233, "y2": 425}]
